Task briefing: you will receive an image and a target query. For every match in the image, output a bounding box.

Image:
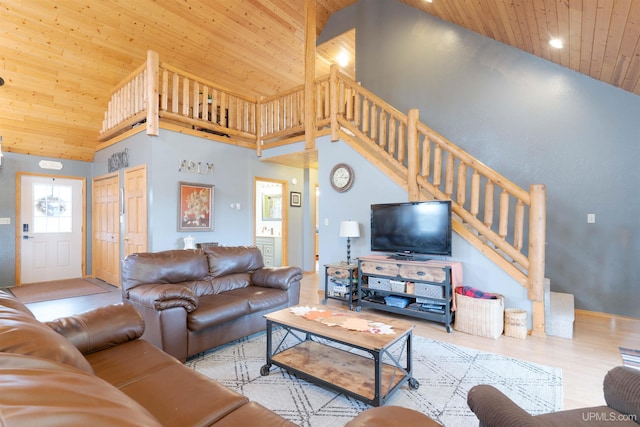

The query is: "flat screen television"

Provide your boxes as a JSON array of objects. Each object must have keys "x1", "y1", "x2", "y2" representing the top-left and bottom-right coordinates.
[{"x1": 370, "y1": 200, "x2": 452, "y2": 259}]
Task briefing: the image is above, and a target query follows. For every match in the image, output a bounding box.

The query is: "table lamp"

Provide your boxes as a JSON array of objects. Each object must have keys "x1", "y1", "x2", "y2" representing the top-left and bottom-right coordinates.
[{"x1": 339, "y1": 220, "x2": 360, "y2": 265}]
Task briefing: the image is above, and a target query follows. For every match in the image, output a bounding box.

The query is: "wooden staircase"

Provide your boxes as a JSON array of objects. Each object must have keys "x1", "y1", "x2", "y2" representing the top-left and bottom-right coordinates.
[{"x1": 98, "y1": 52, "x2": 555, "y2": 336}]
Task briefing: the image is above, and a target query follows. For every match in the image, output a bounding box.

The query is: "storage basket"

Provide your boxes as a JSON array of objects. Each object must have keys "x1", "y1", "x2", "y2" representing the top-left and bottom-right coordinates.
[
  {"x1": 389, "y1": 280, "x2": 406, "y2": 293},
  {"x1": 414, "y1": 282, "x2": 444, "y2": 299},
  {"x1": 368, "y1": 277, "x2": 391, "y2": 291},
  {"x1": 504, "y1": 308, "x2": 528, "y2": 339},
  {"x1": 454, "y1": 293, "x2": 504, "y2": 339}
]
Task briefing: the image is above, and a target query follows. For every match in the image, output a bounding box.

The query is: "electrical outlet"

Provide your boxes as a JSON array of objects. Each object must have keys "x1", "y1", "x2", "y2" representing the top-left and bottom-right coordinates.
[
  {"x1": 0, "y1": 218, "x2": 10, "y2": 225},
  {"x1": 587, "y1": 213, "x2": 595, "y2": 223}
]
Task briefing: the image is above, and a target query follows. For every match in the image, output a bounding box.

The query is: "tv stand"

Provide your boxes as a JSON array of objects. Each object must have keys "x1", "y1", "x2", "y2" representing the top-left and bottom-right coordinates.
[{"x1": 357, "y1": 255, "x2": 455, "y2": 332}]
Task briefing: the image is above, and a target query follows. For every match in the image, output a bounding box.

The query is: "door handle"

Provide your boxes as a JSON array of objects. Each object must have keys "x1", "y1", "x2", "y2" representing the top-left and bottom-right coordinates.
[{"x1": 22, "y1": 235, "x2": 35, "y2": 240}]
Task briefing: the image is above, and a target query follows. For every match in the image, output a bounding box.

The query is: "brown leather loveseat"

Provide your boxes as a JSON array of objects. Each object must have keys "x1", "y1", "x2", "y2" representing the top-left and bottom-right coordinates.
[
  {"x1": 0, "y1": 290, "x2": 295, "y2": 426},
  {"x1": 121, "y1": 245, "x2": 303, "y2": 361}
]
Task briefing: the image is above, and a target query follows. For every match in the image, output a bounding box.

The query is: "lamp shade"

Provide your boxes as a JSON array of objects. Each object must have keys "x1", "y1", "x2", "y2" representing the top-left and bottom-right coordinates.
[{"x1": 339, "y1": 220, "x2": 360, "y2": 238}]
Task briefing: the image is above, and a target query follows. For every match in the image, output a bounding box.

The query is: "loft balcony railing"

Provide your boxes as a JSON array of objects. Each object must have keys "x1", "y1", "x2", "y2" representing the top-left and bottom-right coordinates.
[{"x1": 98, "y1": 51, "x2": 546, "y2": 335}]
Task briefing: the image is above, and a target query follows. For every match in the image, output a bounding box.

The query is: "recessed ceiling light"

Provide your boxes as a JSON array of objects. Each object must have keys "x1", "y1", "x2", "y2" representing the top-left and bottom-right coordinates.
[{"x1": 549, "y1": 38, "x2": 563, "y2": 49}]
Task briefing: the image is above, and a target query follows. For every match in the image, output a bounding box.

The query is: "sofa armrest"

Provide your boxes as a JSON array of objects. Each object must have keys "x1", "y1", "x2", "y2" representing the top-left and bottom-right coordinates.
[
  {"x1": 126, "y1": 283, "x2": 198, "y2": 313},
  {"x1": 467, "y1": 385, "x2": 542, "y2": 427},
  {"x1": 604, "y1": 366, "x2": 640, "y2": 421},
  {"x1": 46, "y1": 303, "x2": 145, "y2": 355},
  {"x1": 252, "y1": 266, "x2": 303, "y2": 290}
]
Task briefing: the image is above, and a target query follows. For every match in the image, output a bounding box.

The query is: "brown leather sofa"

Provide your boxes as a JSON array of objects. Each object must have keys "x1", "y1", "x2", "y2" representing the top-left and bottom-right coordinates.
[
  {"x1": 121, "y1": 245, "x2": 303, "y2": 361},
  {"x1": 0, "y1": 290, "x2": 295, "y2": 426},
  {"x1": 467, "y1": 366, "x2": 640, "y2": 426}
]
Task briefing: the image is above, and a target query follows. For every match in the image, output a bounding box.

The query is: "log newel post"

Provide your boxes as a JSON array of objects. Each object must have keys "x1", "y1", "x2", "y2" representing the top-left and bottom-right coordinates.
[
  {"x1": 303, "y1": 0, "x2": 316, "y2": 150},
  {"x1": 146, "y1": 50, "x2": 160, "y2": 136},
  {"x1": 330, "y1": 64, "x2": 339, "y2": 141},
  {"x1": 528, "y1": 184, "x2": 546, "y2": 335},
  {"x1": 407, "y1": 108, "x2": 420, "y2": 202}
]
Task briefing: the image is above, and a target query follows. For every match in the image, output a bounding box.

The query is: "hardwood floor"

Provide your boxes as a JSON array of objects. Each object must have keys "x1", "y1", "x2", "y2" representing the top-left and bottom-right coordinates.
[{"x1": 25, "y1": 271, "x2": 639, "y2": 412}]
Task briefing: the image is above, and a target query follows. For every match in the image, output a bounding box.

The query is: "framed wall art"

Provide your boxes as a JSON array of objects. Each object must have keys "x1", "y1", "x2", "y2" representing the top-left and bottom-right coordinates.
[
  {"x1": 290, "y1": 191, "x2": 302, "y2": 207},
  {"x1": 178, "y1": 182, "x2": 214, "y2": 231}
]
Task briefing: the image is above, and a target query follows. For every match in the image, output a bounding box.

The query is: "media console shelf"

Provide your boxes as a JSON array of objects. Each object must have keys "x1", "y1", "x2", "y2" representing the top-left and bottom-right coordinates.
[{"x1": 357, "y1": 255, "x2": 455, "y2": 333}]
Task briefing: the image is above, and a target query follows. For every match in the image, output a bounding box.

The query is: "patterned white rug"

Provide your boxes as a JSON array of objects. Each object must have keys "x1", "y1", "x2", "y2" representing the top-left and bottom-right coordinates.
[{"x1": 187, "y1": 329, "x2": 562, "y2": 426}]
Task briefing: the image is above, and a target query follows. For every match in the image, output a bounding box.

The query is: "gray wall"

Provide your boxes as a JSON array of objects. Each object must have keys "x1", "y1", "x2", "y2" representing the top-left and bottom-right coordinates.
[
  {"x1": 93, "y1": 129, "x2": 310, "y2": 269},
  {"x1": 319, "y1": 0, "x2": 640, "y2": 317},
  {"x1": 0, "y1": 153, "x2": 93, "y2": 286}
]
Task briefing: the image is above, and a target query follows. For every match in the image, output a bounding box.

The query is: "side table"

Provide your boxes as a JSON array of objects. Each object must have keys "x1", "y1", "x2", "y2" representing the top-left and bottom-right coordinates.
[{"x1": 322, "y1": 263, "x2": 358, "y2": 310}]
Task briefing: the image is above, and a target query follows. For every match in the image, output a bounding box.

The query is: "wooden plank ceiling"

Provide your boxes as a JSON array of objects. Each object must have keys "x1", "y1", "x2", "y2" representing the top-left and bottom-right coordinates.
[{"x1": 1, "y1": 0, "x2": 638, "y2": 162}]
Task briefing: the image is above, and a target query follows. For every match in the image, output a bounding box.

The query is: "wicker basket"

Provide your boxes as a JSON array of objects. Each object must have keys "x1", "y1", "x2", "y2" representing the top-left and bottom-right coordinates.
[
  {"x1": 454, "y1": 293, "x2": 504, "y2": 339},
  {"x1": 368, "y1": 278, "x2": 391, "y2": 291},
  {"x1": 504, "y1": 308, "x2": 528, "y2": 339},
  {"x1": 414, "y1": 282, "x2": 444, "y2": 299}
]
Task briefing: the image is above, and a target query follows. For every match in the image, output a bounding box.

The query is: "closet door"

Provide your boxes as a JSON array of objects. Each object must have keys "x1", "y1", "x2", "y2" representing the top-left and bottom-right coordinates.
[
  {"x1": 92, "y1": 173, "x2": 120, "y2": 287},
  {"x1": 123, "y1": 165, "x2": 147, "y2": 258}
]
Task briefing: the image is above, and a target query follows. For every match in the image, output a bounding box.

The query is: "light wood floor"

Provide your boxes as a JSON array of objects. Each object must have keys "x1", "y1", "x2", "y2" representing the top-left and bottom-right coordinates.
[{"x1": 25, "y1": 270, "x2": 639, "y2": 412}]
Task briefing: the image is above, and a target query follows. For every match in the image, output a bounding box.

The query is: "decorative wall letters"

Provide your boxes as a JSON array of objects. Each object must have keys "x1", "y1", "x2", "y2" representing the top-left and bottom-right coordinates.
[
  {"x1": 178, "y1": 159, "x2": 214, "y2": 175},
  {"x1": 108, "y1": 148, "x2": 129, "y2": 172}
]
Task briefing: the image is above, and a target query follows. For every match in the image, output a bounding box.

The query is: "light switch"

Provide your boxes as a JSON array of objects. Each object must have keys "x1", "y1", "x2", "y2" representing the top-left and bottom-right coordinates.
[
  {"x1": 587, "y1": 213, "x2": 595, "y2": 223},
  {"x1": 0, "y1": 218, "x2": 10, "y2": 225}
]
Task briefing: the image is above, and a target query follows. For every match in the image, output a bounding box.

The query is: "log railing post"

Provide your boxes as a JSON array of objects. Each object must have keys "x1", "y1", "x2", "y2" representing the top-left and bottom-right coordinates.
[
  {"x1": 407, "y1": 108, "x2": 419, "y2": 202},
  {"x1": 256, "y1": 97, "x2": 263, "y2": 156},
  {"x1": 304, "y1": 0, "x2": 316, "y2": 150},
  {"x1": 330, "y1": 64, "x2": 339, "y2": 141},
  {"x1": 145, "y1": 50, "x2": 159, "y2": 136},
  {"x1": 528, "y1": 184, "x2": 546, "y2": 335}
]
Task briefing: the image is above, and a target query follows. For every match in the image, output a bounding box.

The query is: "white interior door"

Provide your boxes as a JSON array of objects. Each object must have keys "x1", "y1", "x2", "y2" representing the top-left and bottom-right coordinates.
[{"x1": 20, "y1": 175, "x2": 83, "y2": 284}]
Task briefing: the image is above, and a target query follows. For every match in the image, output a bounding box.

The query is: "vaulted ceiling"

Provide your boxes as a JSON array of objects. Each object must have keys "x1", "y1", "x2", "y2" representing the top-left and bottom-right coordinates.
[{"x1": 2, "y1": 0, "x2": 639, "y2": 162}]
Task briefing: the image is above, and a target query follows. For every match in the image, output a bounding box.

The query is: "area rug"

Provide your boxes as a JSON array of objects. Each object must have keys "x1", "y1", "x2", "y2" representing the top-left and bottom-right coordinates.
[
  {"x1": 7, "y1": 278, "x2": 110, "y2": 304},
  {"x1": 620, "y1": 347, "x2": 640, "y2": 370},
  {"x1": 187, "y1": 330, "x2": 563, "y2": 426}
]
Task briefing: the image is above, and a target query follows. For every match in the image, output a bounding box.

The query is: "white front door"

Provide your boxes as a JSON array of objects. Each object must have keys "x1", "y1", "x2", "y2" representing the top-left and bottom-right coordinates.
[{"x1": 20, "y1": 175, "x2": 83, "y2": 284}]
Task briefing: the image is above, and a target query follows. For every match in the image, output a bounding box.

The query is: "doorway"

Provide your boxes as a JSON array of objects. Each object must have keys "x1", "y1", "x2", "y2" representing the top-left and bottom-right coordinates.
[
  {"x1": 18, "y1": 174, "x2": 85, "y2": 284},
  {"x1": 254, "y1": 178, "x2": 287, "y2": 266}
]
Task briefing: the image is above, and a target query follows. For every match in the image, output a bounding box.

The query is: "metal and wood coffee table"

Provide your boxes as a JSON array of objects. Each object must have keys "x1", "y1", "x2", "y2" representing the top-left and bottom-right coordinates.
[{"x1": 260, "y1": 306, "x2": 419, "y2": 407}]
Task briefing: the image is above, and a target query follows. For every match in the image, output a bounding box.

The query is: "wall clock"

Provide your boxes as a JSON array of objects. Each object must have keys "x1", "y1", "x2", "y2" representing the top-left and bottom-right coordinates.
[{"x1": 330, "y1": 163, "x2": 354, "y2": 192}]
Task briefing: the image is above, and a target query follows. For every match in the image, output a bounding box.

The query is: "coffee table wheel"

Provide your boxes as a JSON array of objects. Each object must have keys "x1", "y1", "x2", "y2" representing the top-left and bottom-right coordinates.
[
  {"x1": 355, "y1": 306, "x2": 361, "y2": 312},
  {"x1": 446, "y1": 325, "x2": 452, "y2": 333},
  {"x1": 408, "y1": 378, "x2": 420, "y2": 390},
  {"x1": 322, "y1": 298, "x2": 327, "y2": 305},
  {"x1": 260, "y1": 364, "x2": 271, "y2": 376}
]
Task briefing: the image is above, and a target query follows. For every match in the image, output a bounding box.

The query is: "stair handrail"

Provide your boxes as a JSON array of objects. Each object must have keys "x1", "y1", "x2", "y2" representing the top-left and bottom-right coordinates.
[{"x1": 329, "y1": 65, "x2": 545, "y2": 307}]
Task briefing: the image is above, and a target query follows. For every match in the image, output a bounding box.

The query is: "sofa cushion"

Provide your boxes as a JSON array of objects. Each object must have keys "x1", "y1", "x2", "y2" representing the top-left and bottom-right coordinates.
[
  {"x1": 0, "y1": 304, "x2": 94, "y2": 374},
  {"x1": 188, "y1": 273, "x2": 251, "y2": 296},
  {"x1": 204, "y1": 246, "x2": 264, "y2": 278},
  {"x1": 214, "y1": 401, "x2": 297, "y2": 427},
  {"x1": 188, "y1": 294, "x2": 250, "y2": 331},
  {"x1": 121, "y1": 249, "x2": 209, "y2": 291},
  {"x1": 0, "y1": 353, "x2": 161, "y2": 427},
  {"x1": 229, "y1": 286, "x2": 290, "y2": 313},
  {"x1": 86, "y1": 339, "x2": 249, "y2": 427}
]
